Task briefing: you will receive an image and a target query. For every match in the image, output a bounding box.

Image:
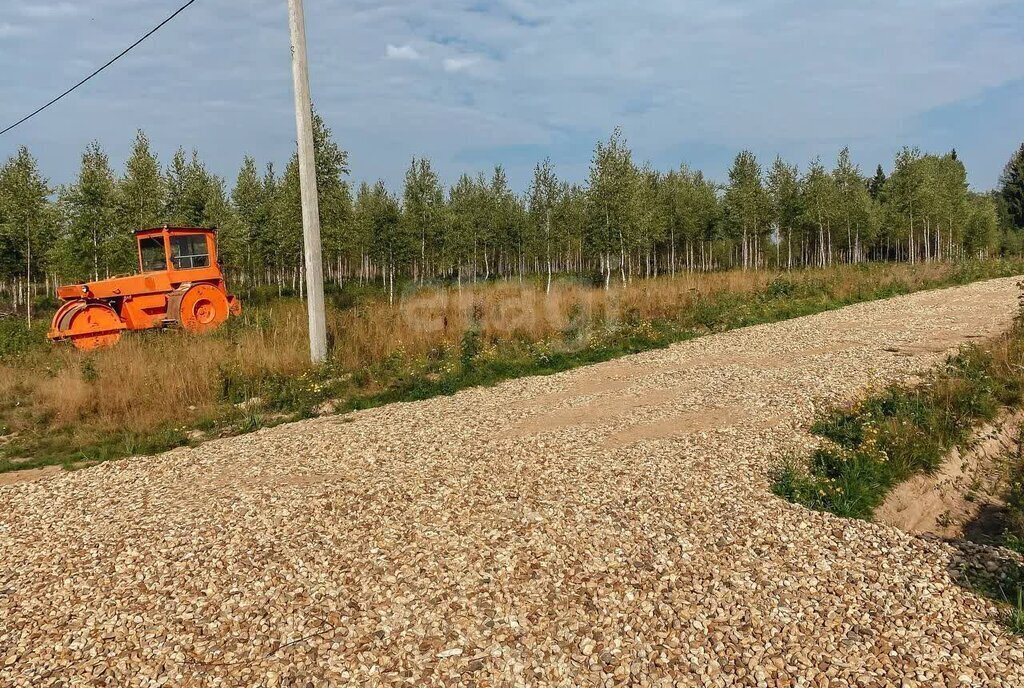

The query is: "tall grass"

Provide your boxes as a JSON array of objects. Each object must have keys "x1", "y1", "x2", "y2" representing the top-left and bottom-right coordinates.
[{"x1": 1, "y1": 260, "x2": 1021, "y2": 468}]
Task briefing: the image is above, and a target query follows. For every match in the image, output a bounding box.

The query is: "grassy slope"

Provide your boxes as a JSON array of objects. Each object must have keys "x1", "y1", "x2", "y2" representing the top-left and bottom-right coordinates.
[{"x1": 772, "y1": 340, "x2": 1024, "y2": 519}]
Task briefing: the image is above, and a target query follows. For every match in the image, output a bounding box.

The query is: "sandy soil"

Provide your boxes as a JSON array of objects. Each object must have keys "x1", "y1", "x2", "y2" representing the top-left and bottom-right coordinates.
[{"x1": 877, "y1": 410, "x2": 1024, "y2": 538}]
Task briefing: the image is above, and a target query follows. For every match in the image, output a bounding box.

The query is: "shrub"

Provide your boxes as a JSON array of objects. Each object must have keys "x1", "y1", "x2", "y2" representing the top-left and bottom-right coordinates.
[{"x1": 0, "y1": 317, "x2": 47, "y2": 359}]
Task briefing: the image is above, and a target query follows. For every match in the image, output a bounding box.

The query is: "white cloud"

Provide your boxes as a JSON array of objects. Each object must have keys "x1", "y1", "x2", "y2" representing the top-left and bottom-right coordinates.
[
  {"x1": 17, "y1": 2, "x2": 81, "y2": 20},
  {"x1": 2, "y1": 0, "x2": 1023, "y2": 192},
  {"x1": 385, "y1": 43, "x2": 422, "y2": 61},
  {"x1": 442, "y1": 56, "x2": 479, "y2": 73}
]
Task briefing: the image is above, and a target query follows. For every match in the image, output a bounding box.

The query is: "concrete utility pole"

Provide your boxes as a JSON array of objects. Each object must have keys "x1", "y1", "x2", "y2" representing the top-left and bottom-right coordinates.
[{"x1": 287, "y1": 0, "x2": 328, "y2": 363}]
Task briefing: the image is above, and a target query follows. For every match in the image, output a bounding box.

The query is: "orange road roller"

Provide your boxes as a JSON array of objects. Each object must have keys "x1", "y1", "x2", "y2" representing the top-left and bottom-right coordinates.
[{"x1": 48, "y1": 226, "x2": 241, "y2": 350}]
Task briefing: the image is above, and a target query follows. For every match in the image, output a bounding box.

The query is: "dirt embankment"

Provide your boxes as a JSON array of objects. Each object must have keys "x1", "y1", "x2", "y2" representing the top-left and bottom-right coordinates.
[{"x1": 877, "y1": 410, "x2": 1024, "y2": 539}]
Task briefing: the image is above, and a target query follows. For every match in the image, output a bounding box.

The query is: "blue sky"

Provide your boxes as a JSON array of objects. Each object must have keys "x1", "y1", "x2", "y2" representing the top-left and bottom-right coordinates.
[{"x1": 1, "y1": 0, "x2": 1022, "y2": 193}]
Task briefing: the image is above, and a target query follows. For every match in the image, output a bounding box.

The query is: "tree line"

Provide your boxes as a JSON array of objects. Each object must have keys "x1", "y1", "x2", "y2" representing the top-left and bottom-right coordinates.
[{"x1": 2, "y1": 115, "x2": 1023, "y2": 309}]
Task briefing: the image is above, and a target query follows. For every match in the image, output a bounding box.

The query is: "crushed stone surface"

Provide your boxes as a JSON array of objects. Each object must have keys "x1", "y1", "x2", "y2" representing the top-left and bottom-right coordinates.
[{"x1": 3, "y1": 277, "x2": 1024, "y2": 687}]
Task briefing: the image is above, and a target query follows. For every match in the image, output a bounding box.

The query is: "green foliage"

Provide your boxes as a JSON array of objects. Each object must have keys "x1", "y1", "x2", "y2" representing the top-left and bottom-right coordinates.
[
  {"x1": 53, "y1": 141, "x2": 124, "y2": 280},
  {"x1": 80, "y1": 358, "x2": 98, "y2": 383},
  {"x1": 237, "y1": 407, "x2": 264, "y2": 434},
  {"x1": 217, "y1": 364, "x2": 343, "y2": 418},
  {"x1": 403, "y1": 156, "x2": 444, "y2": 276},
  {"x1": 0, "y1": 146, "x2": 53, "y2": 286},
  {"x1": 723, "y1": 150, "x2": 769, "y2": 268},
  {"x1": 460, "y1": 326, "x2": 483, "y2": 371},
  {"x1": 1008, "y1": 466, "x2": 1024, "y2": 545},
  {"x1": 118, "y1": 131, "x2": 166, "y2": 232},
  {"x1": 5, "y1": 258, "x2": 1024, "y2": 475},
  {"x1": 1008, "y1": 590, "x2": 1024, "y2": 635},
  {"x1": 868, "y1": 164, "x2": 886, "y2": 201},
  {"x1": 0, "y1": 317, "x2": 47, "y2": 358},
  {"x1": 0, "y1": 425, "x2": 192, "y2": 471}
]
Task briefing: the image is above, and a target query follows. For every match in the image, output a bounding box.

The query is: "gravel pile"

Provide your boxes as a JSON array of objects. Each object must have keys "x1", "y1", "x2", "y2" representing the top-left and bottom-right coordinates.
[{"x1": 3, "y1": 277, "x2": 1024, "y2": 687}]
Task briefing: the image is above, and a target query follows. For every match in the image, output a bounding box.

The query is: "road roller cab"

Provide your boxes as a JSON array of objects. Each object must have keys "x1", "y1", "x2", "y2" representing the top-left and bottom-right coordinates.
[{"x1": 48, "y1": 226, "x2": 241, "y2": 350}]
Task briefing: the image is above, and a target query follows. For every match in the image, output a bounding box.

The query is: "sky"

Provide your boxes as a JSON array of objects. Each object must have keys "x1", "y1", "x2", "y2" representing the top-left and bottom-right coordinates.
[{"x1": 1, "y1": 0, "x2": 1022, "y2": 194}]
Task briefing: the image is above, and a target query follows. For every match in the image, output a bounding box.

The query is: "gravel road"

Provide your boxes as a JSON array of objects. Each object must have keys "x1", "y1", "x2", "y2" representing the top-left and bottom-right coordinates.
[{"x1": 3, "y1": 277, "x2": 1024, "y2": 687}]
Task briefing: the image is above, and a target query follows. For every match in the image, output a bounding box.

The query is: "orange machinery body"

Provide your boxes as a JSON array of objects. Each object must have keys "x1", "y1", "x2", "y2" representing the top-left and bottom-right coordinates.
[{"x1": 48, "y1": 226, "x2": 241, "y2": 350}]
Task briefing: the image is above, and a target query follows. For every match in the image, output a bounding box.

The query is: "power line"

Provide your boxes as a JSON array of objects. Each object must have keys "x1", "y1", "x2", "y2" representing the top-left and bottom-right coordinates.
[{"x1": 0, "y1": 0, "x2": 199, "y2": 137}]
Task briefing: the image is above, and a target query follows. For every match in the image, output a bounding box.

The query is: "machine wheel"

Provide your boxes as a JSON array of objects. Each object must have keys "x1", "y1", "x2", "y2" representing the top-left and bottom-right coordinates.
[
  {"x1": 51, "y1": 299, "x2": 87, "y2": 335},
  {"x1": 65, "y1": 303, "x2": 124, "y2": 351},
  {"x1": 177, "y1": 284, "x2": 229, "y2": 334}
]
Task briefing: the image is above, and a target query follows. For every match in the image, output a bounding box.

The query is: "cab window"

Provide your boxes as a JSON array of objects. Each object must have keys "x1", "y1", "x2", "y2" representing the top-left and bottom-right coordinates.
[
  {"x1": 139, "y1": 237, "x2": 167, "y2": 271},
  {"x1": 170, "y1": 235, "x2": 210, "y2": 270}
]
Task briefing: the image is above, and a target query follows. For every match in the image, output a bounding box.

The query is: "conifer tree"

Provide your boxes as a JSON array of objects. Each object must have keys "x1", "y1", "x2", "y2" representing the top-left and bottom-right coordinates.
[
  {"x1": 1000, "y1": 143, "x2": 1024, "y2": 231},
  {"x1": 868, "y1": 164, "x2": 886, "y2": 201}
]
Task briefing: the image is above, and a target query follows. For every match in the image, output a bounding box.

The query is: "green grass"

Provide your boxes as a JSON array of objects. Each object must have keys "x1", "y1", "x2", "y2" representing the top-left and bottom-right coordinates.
[
  {"x1": 0, "y1": 426, "x2": 193, "y2": 473},
  {"x1": 1010, "y1": 590, "x2": 1024, "y2": 635},
  {"x1": 1005, "y1": 438, "x2": 1024, "y2": 546},
  {"x1": 954, "y1": 555, "x2": 1024, "y2": 636}
]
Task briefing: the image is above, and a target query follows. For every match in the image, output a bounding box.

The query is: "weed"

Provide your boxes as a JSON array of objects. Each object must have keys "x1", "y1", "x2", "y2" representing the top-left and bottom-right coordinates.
[
  {"x1": 238, "y1": 409, "x2": 264, "y2": 434},
  {"x1": 460, "y1": 327, "x2": 483, "y2": 370},
  {"x1": 959, "y1": 558, "x2": 1024, "y2": 637},
  {"x1": 1009, "y1": 589, "x2": 1024, "y2": 635},
  {"x1": 774, "y1": 297, "x2": 1024, "y2": 636},
  {"x1": 80, "y1": 358, "x2": 98, "y2": 383},
  {"x1": 0, "y1": 317, "x2": 47, "y2": 359}
]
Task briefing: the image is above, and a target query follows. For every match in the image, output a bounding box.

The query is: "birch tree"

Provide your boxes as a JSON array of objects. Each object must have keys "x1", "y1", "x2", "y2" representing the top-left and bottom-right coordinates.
[
  {"x1": 528, "y1": 158, "x2": 560, "y2": 292},
  {"x1": 0, "y1": 147, "x2": 52, "y2": 323}
]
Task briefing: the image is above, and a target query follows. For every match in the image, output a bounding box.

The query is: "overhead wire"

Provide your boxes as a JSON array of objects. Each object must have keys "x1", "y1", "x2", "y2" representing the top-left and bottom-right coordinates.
[{"x1": 0, "y1": 0, "x2": 200, "y2": 137}]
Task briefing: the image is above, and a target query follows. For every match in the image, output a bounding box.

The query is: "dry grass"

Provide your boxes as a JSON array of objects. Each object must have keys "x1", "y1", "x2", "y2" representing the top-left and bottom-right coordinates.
[
  {"x1": 0, "y1": 311, "x2": 312, "y2": 440},
  {"x1": 0, "y1": 261, "x2": 1004, "y2": 456},
  {"x1": 333, "y1": 263, "x2": 956, "y2": 367}
]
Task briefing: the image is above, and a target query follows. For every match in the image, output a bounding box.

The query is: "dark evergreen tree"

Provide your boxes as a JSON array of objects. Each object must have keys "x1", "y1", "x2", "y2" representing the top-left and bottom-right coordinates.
[
  {"x1": 1000, "y1": 143, "x2": 1024, "y2": 231},
  {"x1": 868, "y1": 164, "x2": 886, "y2": 200}
]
